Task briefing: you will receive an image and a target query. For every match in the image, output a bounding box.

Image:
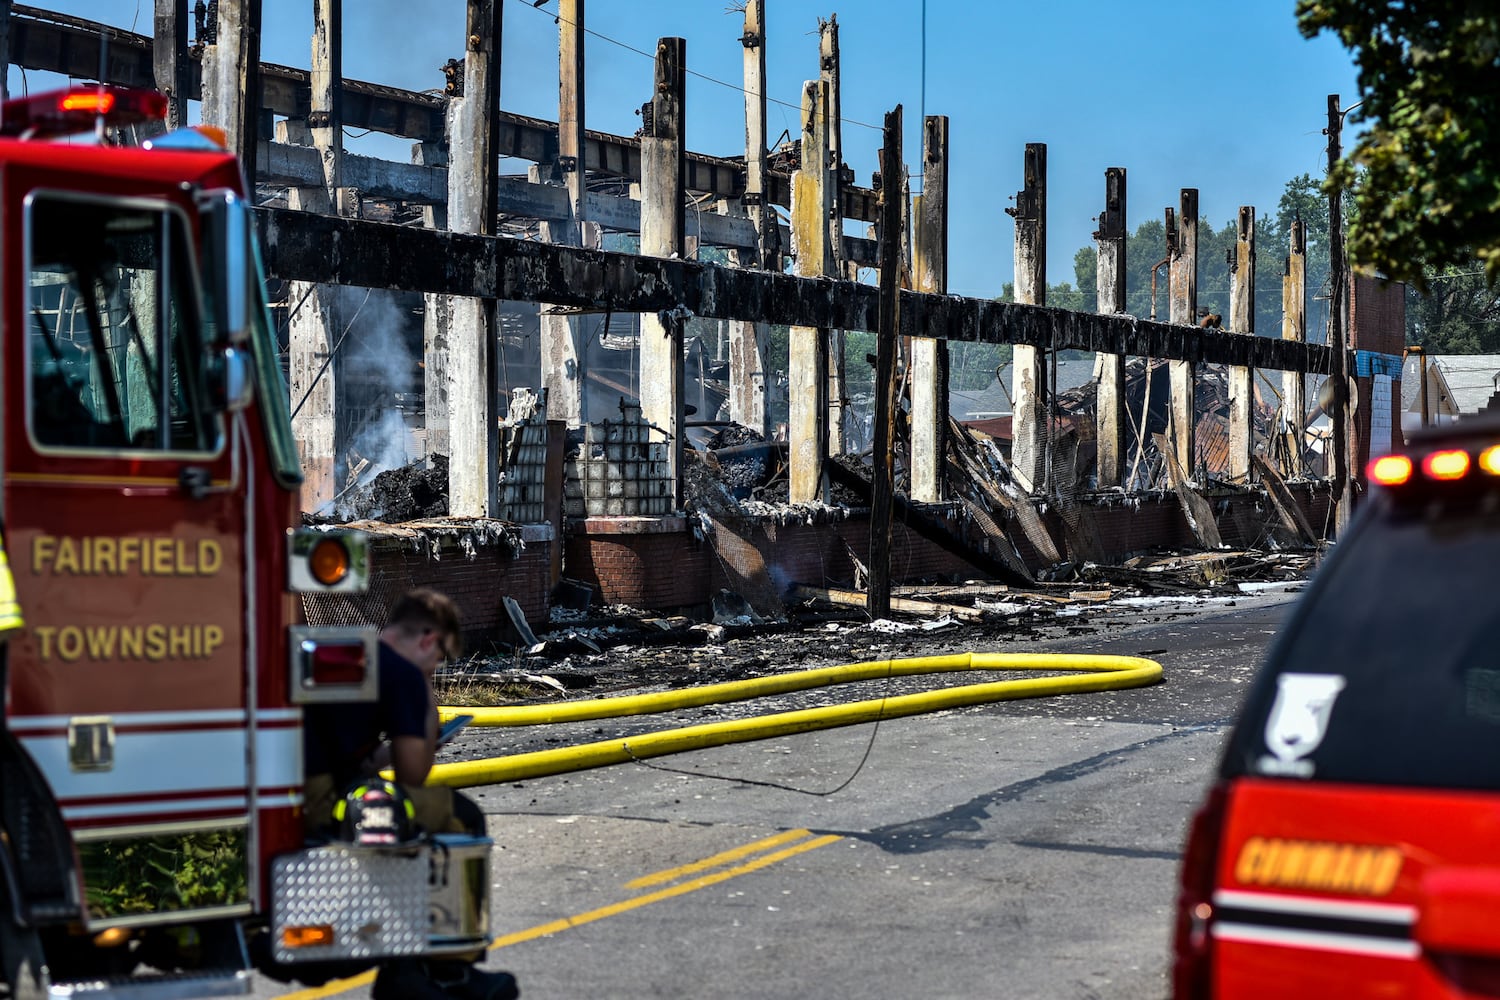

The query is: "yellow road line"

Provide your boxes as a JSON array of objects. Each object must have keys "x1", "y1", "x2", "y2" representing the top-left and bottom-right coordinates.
[
  {"x1": 625, "y1": 828, "x2": 817, "y2": 889},
  {"x1": 275, "y1": 831, "x2": 842, "y2": 999},
  {"x1": 490, "y1": 833, "x2": 842, "y2": 949}
]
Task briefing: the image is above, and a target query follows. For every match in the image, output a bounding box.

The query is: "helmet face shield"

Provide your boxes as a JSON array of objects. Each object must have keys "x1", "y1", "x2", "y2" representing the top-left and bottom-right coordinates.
[{"x1": 331, "y1": 780, "x2": 418, "y2": 846}]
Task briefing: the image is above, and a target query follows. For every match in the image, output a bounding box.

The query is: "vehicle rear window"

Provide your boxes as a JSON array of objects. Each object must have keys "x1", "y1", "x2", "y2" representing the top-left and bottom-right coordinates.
[{"x1": 1223, "y1": 502, "x2": 1500, "y2": 791}]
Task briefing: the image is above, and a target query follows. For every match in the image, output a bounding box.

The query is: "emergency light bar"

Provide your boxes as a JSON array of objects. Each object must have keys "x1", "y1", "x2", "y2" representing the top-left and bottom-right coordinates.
[
  {"x1": 0, "y1": 84, "x2": 167, "y2": 140},
  {"x1": 1368, "y1": 444, "x2": 1500, "y2": 488}
]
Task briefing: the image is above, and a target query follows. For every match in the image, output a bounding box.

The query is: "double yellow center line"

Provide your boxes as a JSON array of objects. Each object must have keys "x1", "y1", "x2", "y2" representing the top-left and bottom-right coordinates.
[
  {"x1": 497, "y1": 828, "x2": 842, "y2": 948},
  {"x1": 279, "y1": 828, "x2": 841, "y2": 998}
]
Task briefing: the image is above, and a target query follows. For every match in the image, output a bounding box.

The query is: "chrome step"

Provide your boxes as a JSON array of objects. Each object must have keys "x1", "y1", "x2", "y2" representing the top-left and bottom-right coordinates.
[{"x1": 44, "y1": 967, "x2": 250, "y2": 999}]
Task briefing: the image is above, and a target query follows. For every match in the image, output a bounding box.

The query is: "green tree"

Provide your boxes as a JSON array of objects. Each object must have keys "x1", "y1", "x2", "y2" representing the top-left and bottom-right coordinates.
[
  {"x1": 1060, "y1": 175, "x2": 1350, "y2": 342},
  {"x1": 1297, "y1": 1, "x2": 1500, "y2": 287},
  {"x1": 1406, "y1": 260, "x2": 1500, "y2": 353}
]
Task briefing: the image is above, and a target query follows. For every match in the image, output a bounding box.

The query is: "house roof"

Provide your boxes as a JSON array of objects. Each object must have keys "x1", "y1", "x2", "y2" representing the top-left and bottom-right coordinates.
[{"x1": 1400, "y1": 355, "x2": 1500, "y2": 415}]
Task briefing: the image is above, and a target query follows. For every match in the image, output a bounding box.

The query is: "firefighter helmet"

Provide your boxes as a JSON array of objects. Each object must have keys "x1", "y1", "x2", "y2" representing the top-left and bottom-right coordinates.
[{"x1": 331, "y1": 779, "x2": 418, "y2": 846}]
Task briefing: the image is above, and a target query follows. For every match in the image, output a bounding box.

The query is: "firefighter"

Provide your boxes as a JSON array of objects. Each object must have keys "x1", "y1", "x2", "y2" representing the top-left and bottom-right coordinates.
[
  {"x1": 303, "y1": 588, "x2": 517, "y2": 1000},
  {"x1": 0, "y1": 525, "x2": 22, "y2": 637}
]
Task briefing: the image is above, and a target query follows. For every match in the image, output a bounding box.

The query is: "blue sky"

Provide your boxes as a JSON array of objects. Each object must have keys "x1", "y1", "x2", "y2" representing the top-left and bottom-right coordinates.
[{"x1": 16, "y1": 1, "x2": 1361, "y2": 299}]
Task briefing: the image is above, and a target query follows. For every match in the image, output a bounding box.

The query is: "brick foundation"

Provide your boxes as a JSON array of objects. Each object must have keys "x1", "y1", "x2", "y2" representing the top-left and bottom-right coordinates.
[{"x1": 302, "y1": 522, "x2": 554, "y2": 650}]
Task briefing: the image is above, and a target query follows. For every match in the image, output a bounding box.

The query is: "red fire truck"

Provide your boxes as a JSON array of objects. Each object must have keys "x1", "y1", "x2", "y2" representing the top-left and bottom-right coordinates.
[{"x1": 0, "y1": 85, "x2": 490, "y2": 997}]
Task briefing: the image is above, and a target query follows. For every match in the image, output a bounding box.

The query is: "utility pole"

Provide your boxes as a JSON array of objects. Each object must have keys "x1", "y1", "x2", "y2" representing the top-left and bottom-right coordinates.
[
  {"x1": 820, "y1": 17, "x2": 848, "y2": 455},
  {"x1": 1326, "y1": 94, "x2": 1351, "y2": 533},
  {"x1": 870, "y1": 106, "x2": 903, "y2": 620}
]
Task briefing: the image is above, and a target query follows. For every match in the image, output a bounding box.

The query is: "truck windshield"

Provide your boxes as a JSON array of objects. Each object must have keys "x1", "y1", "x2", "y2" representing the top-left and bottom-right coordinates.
[
  {"x1": 1224, "y1": 503, "x2": 1500, "y2": 791},
  {"x1": 26, "y1": 193, "x2": 217, "y2": 453}
]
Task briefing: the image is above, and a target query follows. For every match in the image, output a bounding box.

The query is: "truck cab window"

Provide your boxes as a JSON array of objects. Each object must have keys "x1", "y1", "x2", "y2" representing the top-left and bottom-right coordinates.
[{"x1": 26, "y1": 194, "x2": 216, "y2": 453}]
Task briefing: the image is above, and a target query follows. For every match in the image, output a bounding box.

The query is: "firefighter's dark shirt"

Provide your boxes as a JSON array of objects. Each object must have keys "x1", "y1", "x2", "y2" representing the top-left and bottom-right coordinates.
[{"x1": 304, "y1": 642, "x2": 430, "y2": 786}]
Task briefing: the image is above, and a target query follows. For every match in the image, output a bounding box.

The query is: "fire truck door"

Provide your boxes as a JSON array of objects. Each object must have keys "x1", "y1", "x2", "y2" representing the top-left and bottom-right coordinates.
[{"x1": 3, "y1": 183, "x2": 256, "y2": 921}]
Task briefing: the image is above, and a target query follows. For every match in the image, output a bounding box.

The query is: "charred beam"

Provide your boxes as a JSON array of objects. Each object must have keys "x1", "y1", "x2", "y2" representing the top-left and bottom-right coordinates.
[
  {"x1": 255, "y1": 208, "x2": 1336, "y2": 373},
  {"x1": 10, "y1": 7, "x2": 878, "y2": 219}
]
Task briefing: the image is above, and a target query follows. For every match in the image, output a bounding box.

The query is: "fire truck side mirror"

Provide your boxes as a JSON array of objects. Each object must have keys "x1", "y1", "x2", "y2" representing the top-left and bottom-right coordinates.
[
  {"x1": 205, "y1": 345, "x2": 253, "y2": 412},
  {"x1": 198, "y1": 189, "x2": 252, "y2": 346}
]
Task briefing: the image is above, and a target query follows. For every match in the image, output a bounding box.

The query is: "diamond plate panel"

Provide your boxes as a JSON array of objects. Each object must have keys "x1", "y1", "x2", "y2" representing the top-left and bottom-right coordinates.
[{"x1": 271, "y1": 847, "x2": 429, "y2": 964}]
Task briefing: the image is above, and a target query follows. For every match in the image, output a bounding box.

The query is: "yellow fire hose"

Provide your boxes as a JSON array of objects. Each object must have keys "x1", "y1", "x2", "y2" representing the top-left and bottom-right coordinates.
[{"x1": 426, "y1": 652, "x2": 1162, "y2": 789}]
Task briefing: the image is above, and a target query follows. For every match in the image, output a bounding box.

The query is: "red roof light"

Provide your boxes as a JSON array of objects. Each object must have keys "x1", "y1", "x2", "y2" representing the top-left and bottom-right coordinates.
[
  {"x1": 1423, "y1": 449, "x2": 1471, "y2": 481},
  {"x1": 1, "y1": 85, "x2": 166, "y2": 140},
  {"x1": 1368, "y1": 454, "x2": 1413, "y2": 487}
]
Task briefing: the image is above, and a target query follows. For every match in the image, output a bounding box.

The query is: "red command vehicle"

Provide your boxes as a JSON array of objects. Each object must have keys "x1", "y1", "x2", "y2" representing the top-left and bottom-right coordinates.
[
  {"x1": 1174, "y1": 417, "x2": 1500, "y2": 998},
  {"x1": 0, "y1": 87, "x2": 491, "y2": 997}
]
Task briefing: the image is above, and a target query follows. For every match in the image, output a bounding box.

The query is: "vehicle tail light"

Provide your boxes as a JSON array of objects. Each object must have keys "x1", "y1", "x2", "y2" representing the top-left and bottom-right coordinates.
[
  {"x1": 301, "y1": 638, "x2": 368, "y2": 687},
  {"x1": 1480, "y1": 446, "x2": 1500, "y2": 477},
  {"x1": 280, "y1": 924, "x2": 335, "y2": 950},
  {"x1": 288, "y1": 627, "x2": 378, "y2": 704},
  {"x1": 1173, "y1": 781, "x2": 1229, "y2": 1000},
  {"x1": 1, "y1": 85, "x2": 167, "y2": 139}
]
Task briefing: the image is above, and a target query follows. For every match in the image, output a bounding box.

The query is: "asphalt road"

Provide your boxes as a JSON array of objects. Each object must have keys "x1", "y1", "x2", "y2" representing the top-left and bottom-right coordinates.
[{"x1": 268, "y1": 587, "x2": 1299, "y2": 1000}]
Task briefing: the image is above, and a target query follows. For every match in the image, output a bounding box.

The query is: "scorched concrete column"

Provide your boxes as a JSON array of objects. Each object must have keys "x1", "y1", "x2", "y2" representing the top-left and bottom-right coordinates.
[
  {"x1": 1228, "y1": 206, "x2": 1256, "y2": 483},
  {"x1": 1094, "y1": 167, "x2": 1127, "y2": 489},
  {"x1": 540, "y1": 0, "x2": 588, "y2": 428},
  {"x1": 445, "y1": 0, "x2": 503, "y2": 517},
  {"x1": 638, "y1": 38, "x2": 687, "y2": 508},
  {"x1": 788, "y1": 79, "x2": 831, "y2": 503},
  {"x1": 910, "y1": 115, "x2": 949, "y2": 503},
  {"x1": 1168, "y1": 188, "x2": 1198, "y2": 480},
  {"x1": 1007, "y1": 143, "x2": 1046, "y2": 493}
]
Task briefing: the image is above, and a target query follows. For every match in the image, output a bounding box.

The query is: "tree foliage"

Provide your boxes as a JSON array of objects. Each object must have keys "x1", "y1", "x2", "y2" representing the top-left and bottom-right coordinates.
[
  {"x1": 1406, "y1": 260, "x2": 1500, "y2": 352},
  {"x1": 1062, "y1": 176, "x2": 1342, "y2": 343},
  {"x1": 1297, "y1": 1, "x2": 1500, "y2": 287}
]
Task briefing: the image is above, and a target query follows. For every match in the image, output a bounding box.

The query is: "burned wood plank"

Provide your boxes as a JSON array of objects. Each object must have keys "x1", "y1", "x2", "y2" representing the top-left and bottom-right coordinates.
[
  {"x1": 255, "y1": 209, "x2": 1339, "y2": 374},
  {"x1": 1252, "y1": 454, "x2": 1320, "y2": 546},
  {"x1": 825, "y1": 457, "x2": 1031, "y2": 587},
  {"x1": 1154, "y1": 432, "x2": 1224, "y2": 551},
  {"x1": 790, "y1": 585, "x2": 987, "y2": 622}
]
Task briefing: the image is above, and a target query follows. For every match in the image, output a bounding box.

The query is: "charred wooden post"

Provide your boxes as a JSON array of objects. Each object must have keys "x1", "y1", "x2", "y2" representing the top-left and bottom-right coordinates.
[
  {"x1": 446, "y1": 0, "x2": 503, "y2": 516},
  {"x1": 820, "y1": 16, "x2": 848, "y2": 454},
  {"x1": 1007, "y1": 143, "x2": 1047, "y2": 492},
  {"x1": 910, "y1": 115, "x2": 950, "y2": 503},
  {"x1": 153, "y1": 0, "x2": 190, "y2": 130},
  {"x1": 1282, "y1": 219, "x2": 1308, "y2": 477},
  {"x1": 1094, "y1": 167, "x2": 1127, "y2": 489},
  {"x1": 638, "y1": 37, "x2": 687, "y2": 507},
  {"x1": 1228, "y1": 206, "x2": 1256, "y2": 483},
  {"x1": 789, "y1": 79, "x2": 831, "y2": 503},
  {"x1": 1168, "y1": 188, "x2": 1198, "y2": 480},
  {"x1": 202, "y1": 0, "x2": 264, "y2": 176},
  {"x1": 540, "y1": 0, "x2": 588, "y2": 428},
  {"x1": 870, "y1": 106, "x2": 904, "y2": 619},
  {"x1": 727, "y1": 0, "x2": 771, "y2": 434}
]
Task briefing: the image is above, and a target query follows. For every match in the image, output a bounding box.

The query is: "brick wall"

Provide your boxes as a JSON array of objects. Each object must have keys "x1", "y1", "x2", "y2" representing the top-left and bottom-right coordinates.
[{"x1": 303, "y1": 524, "x2": 553, "y2": 651}]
